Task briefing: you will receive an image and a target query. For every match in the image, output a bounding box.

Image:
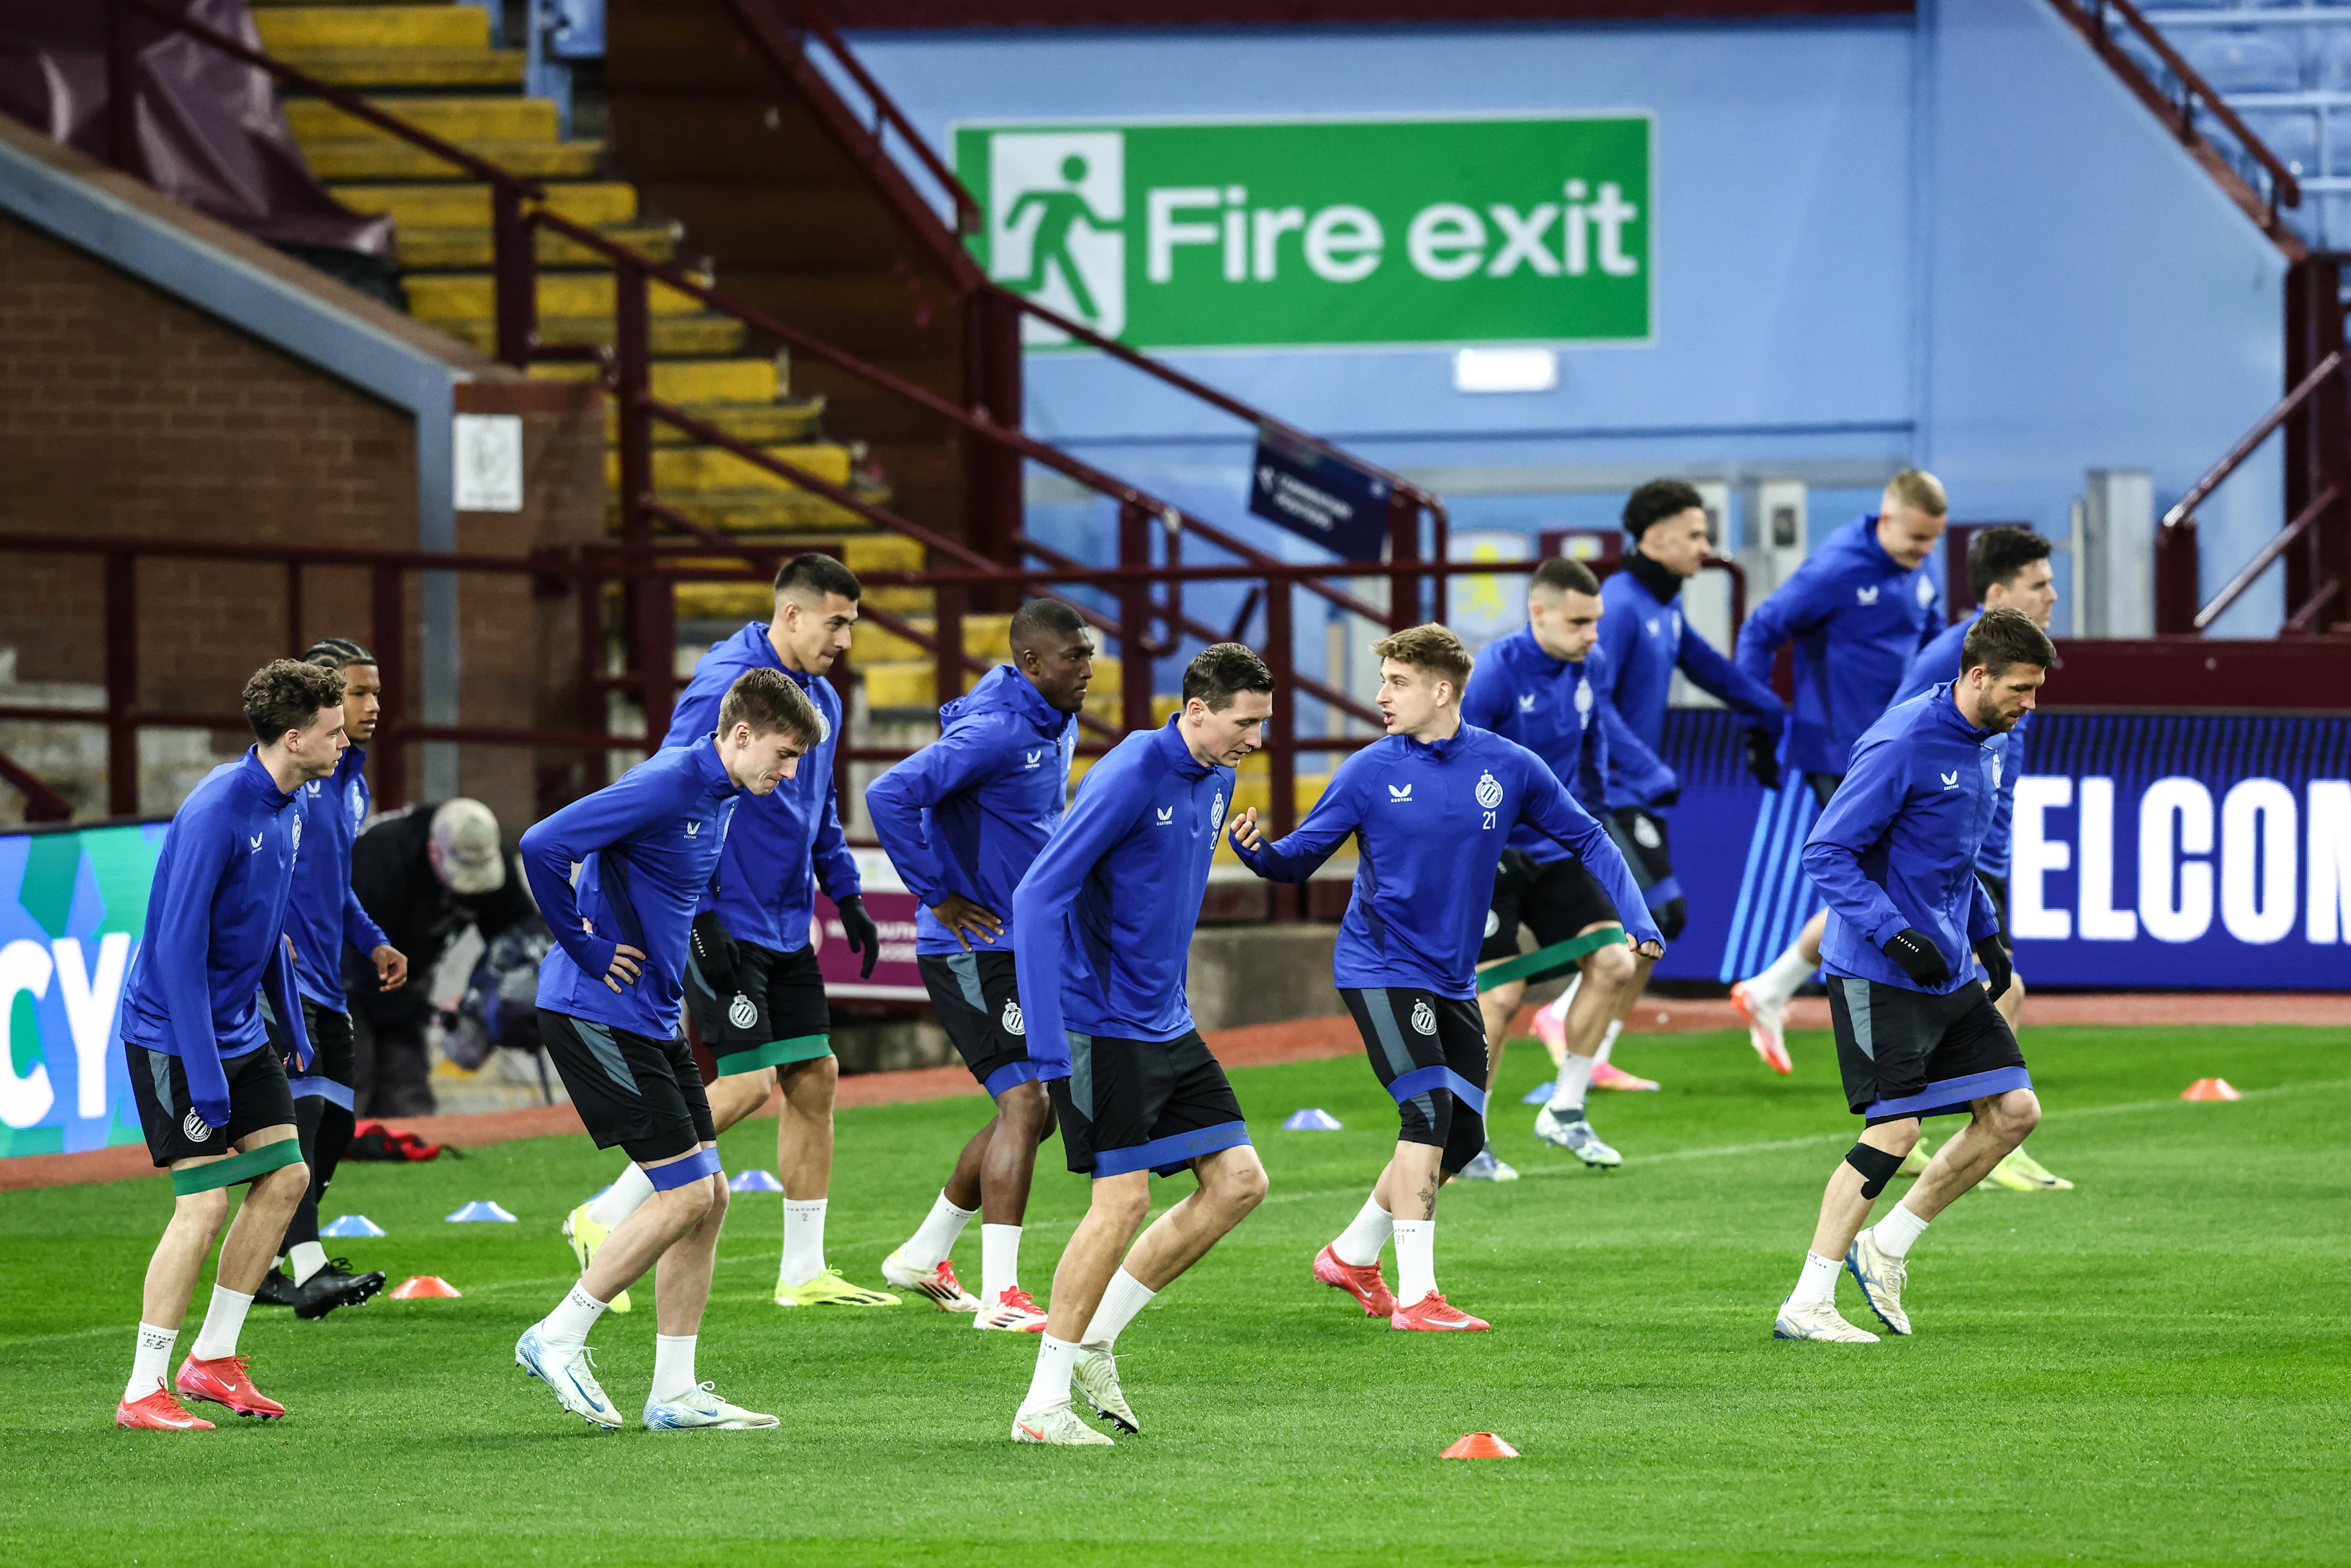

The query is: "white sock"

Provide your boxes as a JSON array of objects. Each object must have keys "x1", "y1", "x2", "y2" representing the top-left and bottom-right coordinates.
[
  {"x1": 781, "y1": 1198, "x2": 828, "y2": 1288},
  {"x1": 587, "y1": 1162, "x2": 656, "y2": 1229},
  {"x1": 980, "y1": 1223, "x2": 1022, "y2": 1303},
  {"x1": 126, "y1": 1322, "x2": 176, "y2": 1403},
  {"x1": 1330, "y1": 1193, "x2": 1393, "y2": 1267},
  {"x1": 1594, "y1": 1018, "x2": 1623, "y2": 1067},
  {"x1": 540, "y1": 1281, "x2": 608, "y2": 1347},
  {"x1": 904, "y1": 1190, "x2": 978, "y2": 1271},
  {"x1": 289, "y1": 1240, "x2": 328, "y2": 1286},
  {"x1": 1872, "y1": 1200, "x2": 1930, "y2": 1259},
  {"x1": 1548, "y1": 1051, "x2": 1596, "y2": 1112},
  {"x1": 1393, "y1": 1218, "x2": 1437, "y2": 1305},
  {"x1": 1752, "y1": 941, "x2": 1816, "y2": 1007},
  {"x1": 1022, "y1": 1333, "x2": 1081, "y2": 1412},
  {"x1": 1540, "y1": 973, "x2": 1581, "y2": 1027},
  {"x1": 190, "y1": 1285, "x2": 252, "y2": 1361},
  {"x1": 651, "y1": 1334, "x2": 699, "y2": 1404},
  {"x1": 1789, "y1": 1250, "x2": 1840, "y2": 1308},
  {"x1": 1079, "y1": 1267, "x2": 1156, "y2": 1349}
]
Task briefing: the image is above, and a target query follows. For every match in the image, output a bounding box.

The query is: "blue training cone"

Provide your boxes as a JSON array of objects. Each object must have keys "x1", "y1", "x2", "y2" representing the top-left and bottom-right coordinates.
[
  {"x1": 320, "y1": 1214, "x2": 386, "y2": 1239},
  {"x1": 1521, "y1": 1081, "x2": 1556, "y2": 1105},
  {"x1": 444, "y1": 1200, "x2": 519, "y2": 1223},
  {"x1": 728, "y1": 1168, "x2": 784, "y2": 1193},
  {"x1": 1283, "y1": 1108, "x2": 1343, "y2": 1131}
]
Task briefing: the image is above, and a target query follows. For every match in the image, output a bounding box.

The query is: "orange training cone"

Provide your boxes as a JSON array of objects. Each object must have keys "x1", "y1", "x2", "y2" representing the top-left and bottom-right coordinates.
[
  {"x1": 1441, "y1": 1432, "x2": 1520, "y2": 1458},
  {"x1": 389, "y1": 1275, "x2": 462, "y2": 1299},
  {"x1": 2181, "y1": 1078, "x2": 2243, "y2": 1101}
]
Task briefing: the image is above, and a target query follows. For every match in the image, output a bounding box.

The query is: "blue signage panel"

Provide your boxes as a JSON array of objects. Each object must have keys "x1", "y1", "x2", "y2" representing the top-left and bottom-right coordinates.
[{"x1": 1248, "y1": 427, "x2": 1392, "y2": 563}]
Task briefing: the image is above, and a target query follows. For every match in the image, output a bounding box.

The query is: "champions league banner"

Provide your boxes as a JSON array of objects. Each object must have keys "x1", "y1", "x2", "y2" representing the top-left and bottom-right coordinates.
[{"x1": 1659, "y1": 710, "x2": 2351, "y2": 990}]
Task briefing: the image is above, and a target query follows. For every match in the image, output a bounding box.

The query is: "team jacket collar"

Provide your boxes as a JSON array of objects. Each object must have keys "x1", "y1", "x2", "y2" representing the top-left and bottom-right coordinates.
[
  {"x1": 238, "y1": 748, "x2": 299, "y2": 811},
  {"x1": 1854, "y1": 514, "x2": 1903, "y2": 575},
  {"x1": 689, "y1": 737, "x2": 743, "y2": 798},
  {"x1": 1398, "y1": 724, "x2": 1466, "y2": 762},
  {"x1": 1927, "y1": 681, "x2": 1995, "y2": 745},
  {"x1": 1502, "y1": 624, "x2": 1572, "y2": 680},
  {"x1": 1151, "y1": 713, "x2": 1215, "y2": 779},
  {"x1": 1623, "y1": 550, "x2": 1682, "y2": 604}
]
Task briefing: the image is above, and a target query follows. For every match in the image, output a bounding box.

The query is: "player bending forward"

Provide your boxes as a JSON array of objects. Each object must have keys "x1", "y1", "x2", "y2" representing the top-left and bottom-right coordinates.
[
  {"x1": 869, "y1": 600, "x2": 1094, "y2": 1329},
  {"x1": 1009, "y1": 645, "x2": 1275, "y2": 1446},
  {"x1": 1774, "y1": 609, "x2": 2051, "y2": 1343},
  {"x1": 116, "y1": 661, "x2": 343, "y2": 1429},
  {"x1": 1232, "y1": 625, "x2": 1660, "y2": 1332},
  {"x1": 512, "y1": 670, "x2": 817, "y2": 1428}
]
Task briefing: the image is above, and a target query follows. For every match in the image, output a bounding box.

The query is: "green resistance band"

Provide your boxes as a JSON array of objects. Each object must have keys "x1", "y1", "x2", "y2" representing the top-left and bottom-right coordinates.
[
  {"x1": 1475, "y1": 924, "x2": 1627, "y2": 992},
  {"x1": 171, "y1": 1138, "x2": 302, "y2": 1196}
]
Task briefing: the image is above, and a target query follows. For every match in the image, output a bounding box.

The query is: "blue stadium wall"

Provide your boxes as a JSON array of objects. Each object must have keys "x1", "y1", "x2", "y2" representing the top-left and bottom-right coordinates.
[{"x1": 847, "y1": 0, "x2": 2290, "y2": 634}]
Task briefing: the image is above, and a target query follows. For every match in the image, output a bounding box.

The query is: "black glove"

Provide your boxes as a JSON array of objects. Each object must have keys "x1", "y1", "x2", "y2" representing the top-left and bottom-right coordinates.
[
  {"x1": 1974, "y1": 934, "x2": 2013, "y2": 1000},
  {"x1": 1743, "y1": 726, "x2": 1782, "y2": 792},
  {"x1": 1881, "y1": 928, "x2": 1951, "y2": 988},
  {"x1": 690, "y1": 912, "x2": 740, "y2": 997},
  {"x1": 838, "y1": 894, "x2": 880, "y2": 980}
]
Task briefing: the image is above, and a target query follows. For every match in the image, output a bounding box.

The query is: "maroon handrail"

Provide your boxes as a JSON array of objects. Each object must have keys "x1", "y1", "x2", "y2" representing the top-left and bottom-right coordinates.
[
  {"x1": 2164, "y1": 351, "x2": 2342, "y2": 532},
  {"x1": 770, "y1": 0, "x2": 980, "y2": 236}
]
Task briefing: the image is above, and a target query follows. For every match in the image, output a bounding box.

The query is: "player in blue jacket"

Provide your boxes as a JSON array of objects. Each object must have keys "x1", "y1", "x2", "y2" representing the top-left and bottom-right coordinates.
[
  {"x1": 1892, "y1": 525, "x2": 2071, "y2": 1192},
  {"x1": 871, "y1": 600, "x2": 1093, "y2": 1330},
  {"x1": 115, "y1": 660, "x2": 342, "y2": 1431},
  {"x1": 1231, "y1": 624, "x2": 1662, "y2": 1334},
  {"x1": 1532, "y1": 480, "x2": 1791, "y2": 1092},
  {"x1": 1730, "y1": 471, "x2": 1949, "y2": 1073},
  {"x1": 1773, "y1": 609, "x2": 2052, "y2": 1344},
  {"x1": 514, "y1": 668, "x2": 819, "y2": 1430},
  {"x1": 563, "y1": 553, "x2": 897, "y2": 1314},
  {"x1": 1007, "y1": 645, "x2": 1273, "y2": 1446},
  {"x1": 1458, "y1": 557, "x2": 1644, "y2": 1173},
  {"x1": 255, "y1": 639, "x2": 408, "y2": 1321}
]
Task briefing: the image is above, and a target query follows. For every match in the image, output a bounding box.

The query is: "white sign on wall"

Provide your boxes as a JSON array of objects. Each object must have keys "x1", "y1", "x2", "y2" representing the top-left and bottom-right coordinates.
[{"x1": 453, "y1": 413, "x2": 524, "y2": 512}]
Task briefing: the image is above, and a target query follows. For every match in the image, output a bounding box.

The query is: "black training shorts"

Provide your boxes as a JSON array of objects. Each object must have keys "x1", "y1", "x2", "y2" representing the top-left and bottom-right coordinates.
[
  {"x1": 1809, "y1": 773, "x2": 1845, "y2": 810},
  {"x1": 1976, "y1": 870, "x2": 2012, "y2": 948},
  {"x1": 918, "y1": 948, "x2": 1037, "y2": 1098},
  {"x1": 1049, "y1": 1029, "x2": 1250, "y2": 1180},
  {"x1": 264, "y1": 996, "x2": 356, "y2": 1108},
  {"x1": 1480, "y1": 853, "x2": 1621, "y2": 980},
  {"x1": 538, "y1": 1009, "x2": 716, "y2": 1165},
  {"x1": 1827, "y1": 975, "x2": 2031, "y2": 1124},
  {"x1": 128, "y1": 1041, "x2": 298, "y2": 1168},
  {"x1": 1339, "y1": 986, "x2": 1488, "y2": 1171},
  {"x1": 1604, "y1": 805, "x2": 1687, "y2": 942},
  {"x1": 684, "y1": 938, "x2": 832, "y2": 1078}
]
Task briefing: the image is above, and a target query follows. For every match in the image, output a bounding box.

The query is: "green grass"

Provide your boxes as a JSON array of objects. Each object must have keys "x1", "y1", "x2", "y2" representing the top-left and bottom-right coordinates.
[{"x1": 2, "y1": 1022, "x2": 2347, "y2": 1566}]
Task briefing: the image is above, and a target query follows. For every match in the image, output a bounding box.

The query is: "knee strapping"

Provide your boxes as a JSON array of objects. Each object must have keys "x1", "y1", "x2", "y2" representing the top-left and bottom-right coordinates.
[{"x1": 1844, "y1": 1141, "x2": 1905, "y2": 1199}]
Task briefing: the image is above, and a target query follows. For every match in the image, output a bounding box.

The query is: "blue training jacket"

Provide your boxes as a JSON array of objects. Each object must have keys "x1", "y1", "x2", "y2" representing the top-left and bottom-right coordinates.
[
  {"x1": 662, "y1": 623, "x2": 858, "y2": 953},
  {"x1": 865, "y1": 664, "x2": 1077, "y2": 958},
  {"x1": 1894, "y1": 610, "x2": 2024, "y2": 880},
  {"x1": 1459, "y1": 625, "x2": 1640, "y2": 846},
  {"x1": 1597, "y1": 567, "x2": 1785, "y2": 809},
  {"x1": 522, "y1": 741, "x2": 741, "y2": 1038},
  {"x1": 1801, "y1": 685, "x2": 2003, "y2": 995},
  {"x1": 118, "y1": 749, "x2": 315, "y2": 1127},
  {"x1": 1012, "y1": 716, "x2": 1233, "y2": 1074},
  {"x1": 1232, "y1": 724, "x2": 1661, "y2": 999},
  {"x1": 1734, "y1": 515, "x2": 1943, "y2": 779},
  {"x1": 284, "y1": 743, "x2": 389, "y2": 1008}
]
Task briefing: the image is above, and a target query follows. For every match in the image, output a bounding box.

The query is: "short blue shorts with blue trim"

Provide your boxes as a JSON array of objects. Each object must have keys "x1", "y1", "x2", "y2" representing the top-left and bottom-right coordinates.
[{"x1": 1047, "y1": 1028, "x2": 1250, "y2": 1180}]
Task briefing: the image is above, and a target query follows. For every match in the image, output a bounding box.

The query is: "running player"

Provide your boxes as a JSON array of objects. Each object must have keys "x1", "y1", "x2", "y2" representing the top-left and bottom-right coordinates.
[
  {"x1": 1008, "y1": 644, "x2": 1274, "y2": 1446},
  {"x1": 563, "y1": 553, "x2": 893, "y2": 1312},
  {"x1": 1230, "y1": 625, "x2": 1660, "y2": 1332},
  {"x1": 869, "y1": 599, "x2": 1093, "y2": 1329},
  {"x1": 1730, "y1": 471, "x2": 1947, "y2": 1072},
  {"x1": 1892, "y1": 525, "x2": 2071, "y2": 1191},
  {"x1": 1459, "y1": 557, "x2": 1643, "y2": 1173},
  {"x1": 115, "y1": 659, "x2": 340, "y2": 1430},
  {"x1": 256, "y1": 639, "x2": 407, "y2": 1320},
  {"x1": 513, "y1": 669, "x2": 817, "y2": 1428},
  {"x1": 1773, "y1": 608, "x2": 2050, "y2": 1343},
  {"x1": 1532, "y1": 481, "x2": 1787, "y2": 1090}
]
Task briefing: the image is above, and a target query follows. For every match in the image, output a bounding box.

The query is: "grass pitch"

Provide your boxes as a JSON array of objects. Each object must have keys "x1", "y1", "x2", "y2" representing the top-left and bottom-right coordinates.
[{"x1": 2, "y1": 1021, "x2": 2345, "y2": 1566}]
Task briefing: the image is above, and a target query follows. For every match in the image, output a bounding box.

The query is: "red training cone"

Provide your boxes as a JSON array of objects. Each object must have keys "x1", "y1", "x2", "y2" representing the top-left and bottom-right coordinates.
[
  {"x1": 389, "y1": 1275, "x2": 462, "y2": 1299},
  {"x1": 1441, "y1": 1431, "x2": 1520, "y2": 1458},
  {"x1": 2181, "y1": 1078, "x2": 2242, "y2": 1101}
]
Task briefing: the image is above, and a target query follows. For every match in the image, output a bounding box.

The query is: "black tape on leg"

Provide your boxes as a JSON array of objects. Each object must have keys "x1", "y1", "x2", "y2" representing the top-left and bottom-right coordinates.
[{"x1": 1845, "y1": 1141, "x2": 1905, "y2": 1200}]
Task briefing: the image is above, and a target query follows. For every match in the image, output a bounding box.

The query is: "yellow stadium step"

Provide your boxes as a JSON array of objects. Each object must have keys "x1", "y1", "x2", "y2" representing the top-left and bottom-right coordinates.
[
  {"x1": 330, "y1": 181, "x2": 639, "y2": 231},
  {"x1": 394, "y1": 222, "x2": 678, "y2": 271},
  {"x1": 285, "y1": 95, "x2": 558, "y2": 145},
  {"x1": 405, "y1": 272, "x2": 707, "y2": 324},
  {"x1": 435, "y1": 314, "x2": 748, "y2": 358},
  {"x1": 263, "y1": 47, "x2": 523, "y2": 88},
  {"x1": 851, "y1": 611, "x2": 1014, "y2": 666},
  {"x1": 613, "y1": 443, "x2": 853, "y2": 495},
  {"x1": 628, "y1": 399, "x2": 829, "y2": 448},
  {"x1": 623, "y1": 488, "x2": 877, "y2": 535},
  {"x1": 537, "y1": 359, "x2": 790, "y2": 408},
  {"x1": 672, "y1": 536, "x2": 928, "y2": 623},
  {"x1": 301, "y1": 138, "x2": 601, "y2": 181},
  {"x1": 255, "y1": 4, "x2": 488, "y2": 51}
]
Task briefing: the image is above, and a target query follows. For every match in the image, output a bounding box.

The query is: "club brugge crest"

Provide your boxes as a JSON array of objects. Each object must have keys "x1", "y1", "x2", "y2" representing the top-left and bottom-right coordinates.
[
  {"x1": 1211, "y1": 789, "x2": 1226, "y2": 824},
  {"x1": 290, "y1": 815, "x2": 302, "y2": 855},
  {"x1": 1632, "y1": 812, "x2": 1662, "y2": 850},
  {"x1": 729, "y1": 994, "x2": 758, "y2": 1031},
  {"x1": 182, "y1": 1109, "x2": 211, "y2": 1141},
  {"x1": 1001, "y1": 998, "x2": 1026, "y2": 1037},
  {"x1": 348, "y1": 780, "x2": 366, "y2": 822},
  {"x1": 1575, "y1": 678, "x2": 1595, "y2": 723},
  {"x1": 1474, "y1": 771, "x2": 1503, "y2": 810},
  {"x1": 1409, "y1": 999, "x2": 1437, "y2": 1035}
]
